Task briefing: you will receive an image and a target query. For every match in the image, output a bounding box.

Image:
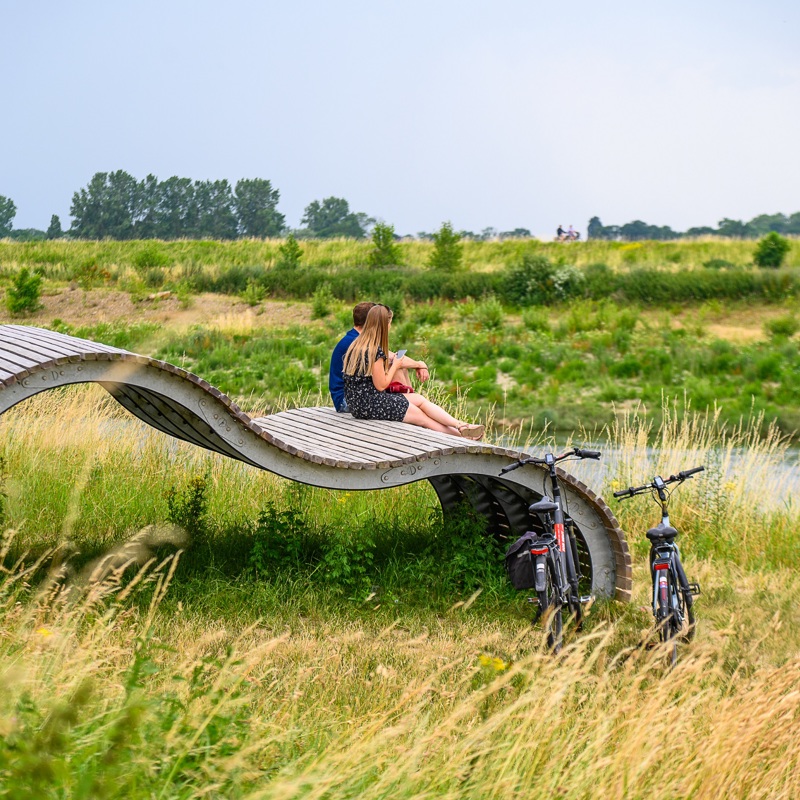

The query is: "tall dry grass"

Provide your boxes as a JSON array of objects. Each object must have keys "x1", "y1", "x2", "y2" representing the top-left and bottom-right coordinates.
[{"x1": 3, "y1": 389, "x2": 800, "y2": 796}]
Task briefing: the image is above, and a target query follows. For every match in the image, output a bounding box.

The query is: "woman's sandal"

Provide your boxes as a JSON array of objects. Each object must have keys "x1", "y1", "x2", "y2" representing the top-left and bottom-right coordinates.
[{"x1": 457, "y1": 423, "x2": 485, "y2": 441}]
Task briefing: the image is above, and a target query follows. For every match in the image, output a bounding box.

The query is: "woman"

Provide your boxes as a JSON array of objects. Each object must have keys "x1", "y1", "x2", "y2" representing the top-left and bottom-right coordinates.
[{"x1": 342, "y1": 305, "x2": 484, "y2": 439}]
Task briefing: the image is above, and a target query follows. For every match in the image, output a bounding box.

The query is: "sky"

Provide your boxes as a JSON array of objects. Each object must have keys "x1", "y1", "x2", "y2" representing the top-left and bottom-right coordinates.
[{"x1": 2, "y1": 0, "x2": 799, "y2": 238}]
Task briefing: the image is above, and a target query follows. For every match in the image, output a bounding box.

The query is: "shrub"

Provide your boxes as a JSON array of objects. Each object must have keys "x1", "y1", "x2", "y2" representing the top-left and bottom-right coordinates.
[
  {"x1": 703, "y1": 258, "x2": 736, "y2": 270},
  {"x1": 71, "y1": 260, "x2": 111, "y2": 290},
  {"x1": 764, "y1": 314, "x2": 799, "y2": 339},
  {"x1": 754, "y1": 232, "x2": 791, "y2": 269},
  {"x1": 275, "y1": 233, "x2": 302, "y2": 270},
  {"x1": 368, "y1": 222, "x2": 401, "y2": 268},
  {"x1": 5, "y1": 267, "x2": 42, "y2": 314},
  {"x1": 380, "y1": 289, "x2": 405, "y2": 321},
  {"x1": 428, "y1": 222, "x2": 463, "y2": 272},
  {"x1": 133, "y1": 243, "x2": 172, "y2": 269},
  {"x1": 311, "y1": 283, "x2": 335, "y2": 318},
  {"x1": 503, "y1": 255, "x2": 583, "y2": 306},
  {"x1": 473, "y1": 294, "x2": 504, "y2": 329}
]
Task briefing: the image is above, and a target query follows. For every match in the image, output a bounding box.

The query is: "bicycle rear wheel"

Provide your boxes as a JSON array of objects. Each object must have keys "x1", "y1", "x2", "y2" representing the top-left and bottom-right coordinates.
[
  {"x1": 656, "y1": 570, "x2": 680, "y2": 666},
  {"x1": 674, "y1": 558, "x2": 696, "y2": 642},
  {"x1": 537, "y1": 557, "x2": 563, "y2": 653}
]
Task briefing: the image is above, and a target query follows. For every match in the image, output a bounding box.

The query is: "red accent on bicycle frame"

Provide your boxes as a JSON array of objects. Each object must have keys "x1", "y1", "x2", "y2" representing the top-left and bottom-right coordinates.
[
  {"x1": 529, "y1": 548, "x2": 548, "y2": 555},
  {"x1": 554, "y1": 522, "x2": 565, "y2": 552},
  {"x1": 653, "y1": 562, "x2": 670, "y2": 570}
]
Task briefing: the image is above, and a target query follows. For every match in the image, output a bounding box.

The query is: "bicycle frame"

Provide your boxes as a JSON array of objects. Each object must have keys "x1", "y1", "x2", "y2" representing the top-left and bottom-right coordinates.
[
  {"x1": 501, "y1": 447, "x2": 601, "y2": 644},
  {"x1": 614, "y1": 467, "x2": 703, "y2": 662}
]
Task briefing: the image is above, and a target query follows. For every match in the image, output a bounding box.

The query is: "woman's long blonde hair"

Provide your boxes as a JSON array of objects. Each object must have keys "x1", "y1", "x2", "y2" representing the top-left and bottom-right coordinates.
[{"x1": 342, "y1": 305, "x2": 391, "y2": 377}]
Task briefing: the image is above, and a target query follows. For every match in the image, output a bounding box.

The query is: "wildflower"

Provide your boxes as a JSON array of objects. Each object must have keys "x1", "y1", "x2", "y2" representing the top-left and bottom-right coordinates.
[{"x1": 35, "y1": 627, "x2": 54, "y2": 638}]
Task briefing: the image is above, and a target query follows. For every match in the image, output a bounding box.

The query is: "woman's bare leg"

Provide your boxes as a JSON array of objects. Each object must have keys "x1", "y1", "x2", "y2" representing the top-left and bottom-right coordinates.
[
  {"x1": 402, "y1": 403, "x2": 458, "y2": 434},
  {"x1": 406, "y1": 393, "x2": 462, "y2": 429}
]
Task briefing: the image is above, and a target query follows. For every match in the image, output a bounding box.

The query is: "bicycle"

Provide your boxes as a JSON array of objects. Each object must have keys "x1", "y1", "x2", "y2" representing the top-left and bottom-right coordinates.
[
  {"x1": 613, "y1": 467, "x2": 704, "y2": 665},
  {"x1": 501, "y1": 447, "x2": 601, "y2": 652}
]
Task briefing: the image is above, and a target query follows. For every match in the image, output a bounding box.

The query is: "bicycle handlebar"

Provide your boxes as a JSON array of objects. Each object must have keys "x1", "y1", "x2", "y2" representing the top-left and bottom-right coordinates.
[
  {"x1": 613, "y1": 465, "x2": 705, "y2": 499},
  {"x1": 499, "y1": 447, "x2": 602, "y2": 475}
]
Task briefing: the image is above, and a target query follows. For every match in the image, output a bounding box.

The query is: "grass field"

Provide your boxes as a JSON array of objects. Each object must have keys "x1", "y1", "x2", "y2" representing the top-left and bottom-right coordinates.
[
  {"x1": 2, "y1": 241, "x2": 800, "y2": 796},
  {"x1": 2, "y1": 387, "x2": 800, "y2": 798}
]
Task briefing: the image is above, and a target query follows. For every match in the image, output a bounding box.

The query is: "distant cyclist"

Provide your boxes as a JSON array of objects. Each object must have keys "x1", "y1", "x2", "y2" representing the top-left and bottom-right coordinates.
[{"x1": 556, "y1": 224, "x2": 567, "y2": 241}]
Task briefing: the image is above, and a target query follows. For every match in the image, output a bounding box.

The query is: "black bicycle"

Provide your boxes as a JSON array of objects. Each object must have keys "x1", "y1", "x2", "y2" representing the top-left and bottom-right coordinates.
[
  {"x1": 613, "y1": 467, "x2": 704, "y2": 665},
  {"x1": 501, "y1": 447, "x2": 601, "y2": 652}
]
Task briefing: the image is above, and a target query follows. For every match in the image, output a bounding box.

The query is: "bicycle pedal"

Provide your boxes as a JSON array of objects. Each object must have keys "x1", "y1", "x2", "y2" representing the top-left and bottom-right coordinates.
[
  {"x1": 527, "y1": 597, "x2": 540, "y2": 605},
  {"x1": 579, "y1": 595, "x2": 594, "y2": 604},
  {"x1": 686, "y1": 583, "x2": 701, "y2": 596}
]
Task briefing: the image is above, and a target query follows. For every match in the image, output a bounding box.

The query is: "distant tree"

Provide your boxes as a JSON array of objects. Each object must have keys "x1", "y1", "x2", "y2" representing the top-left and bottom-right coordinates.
[
  {"x1": 70, "y1": 170, "x2": 140, "y2": 239},
  {"x1": 428, "y1": 222, "x2": 463, "y2": 272},
  {"x1": 587, "y1": 217, "x2": 604, "y2": 240},
  {"x1": 9, "y1": 229, "x2": 46, "y2": 241},
  {"x1": 46, "y1": 214, "x2": 63, "y2": 240},
  {"x1": 787, "y1": 212, "x2": 800, "y2": 235},
  {"x1": 156, "y1": 176, "x2": 196, "y2": 238},
  {"x1": 619, "y1": 220, "x2": 677, "y2": 241},
  {"x1": 193, "y1": 179, "x2": 238, "y2": 239},
  {"x1": 684, "y1": 226, "x2": 717, "y2": 237},
  {"x1": 301, "y1": 197, "x2": 366, "y2": 238},
  {"x1": 754, "y1": 232, "x2": 791, "y2": 269},
  {"x1": 234, "y1": 178, "x2": 285, "y2": 238},
  {"x1": 499, "y1": 228, "x2": 532, "y2": 239},
  {"x1": 748, "y1": 213, "x2": 789, "y2": 236},
  {"x1": 0, "y1": 195, "x2": 16, "y2": 237},
  {"x1": 368, "y1": 222, "x2": 401, "y2": 268},
  {"x1": 716, "y1": 218, "x2": 748, "y2": 238}
]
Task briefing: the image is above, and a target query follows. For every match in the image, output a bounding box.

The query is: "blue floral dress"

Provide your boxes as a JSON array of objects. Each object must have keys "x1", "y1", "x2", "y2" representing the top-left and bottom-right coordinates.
[{"x1": 343, "y1": 347, "x2": 409, "y2": 422}]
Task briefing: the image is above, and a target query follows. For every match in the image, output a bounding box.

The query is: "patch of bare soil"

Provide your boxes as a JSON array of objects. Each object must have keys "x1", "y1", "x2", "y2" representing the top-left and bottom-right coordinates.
[{"x1": 0, "y1": 288, "x2": 312, "y2": 331}]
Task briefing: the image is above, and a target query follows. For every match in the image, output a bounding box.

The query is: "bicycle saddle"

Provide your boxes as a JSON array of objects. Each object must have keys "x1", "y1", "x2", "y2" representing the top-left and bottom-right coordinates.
[
  {"x1": 529, "y1": 499, "x2": 558, "y2": 515},
  {"x1": 646, "y1": 525, "x2": 678, "y2": 542}
]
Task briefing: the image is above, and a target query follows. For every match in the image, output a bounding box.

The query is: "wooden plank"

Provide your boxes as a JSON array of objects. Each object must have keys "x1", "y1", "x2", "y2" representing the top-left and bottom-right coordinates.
[
  {"x1": 255, "y1": 417, "x2": 391, "y2": 464},
  {"x1": 278, "y1": 408, "x2": 456, "y2": 455},
  {"x1": 268, "y1": 411, "x2": 427, "y2": 461},
  {"x1": 0, "y1": 328, "x2": 88, "y2": 363},
  {"x1": 0, "y1": 345, "x2": 42, "y2": 371},
  {"x1": 12, "y1": 325, "x2": 125, "y2": 354},
  {"x1": 257, "y1": 414, "x2": 415, "y2": 462},
  {"x1": 246, "y1": 427, "x2": 369, "y2": 468},
  {"x1": 298, "y1": 407, "x2": 471, "y2": 453}
]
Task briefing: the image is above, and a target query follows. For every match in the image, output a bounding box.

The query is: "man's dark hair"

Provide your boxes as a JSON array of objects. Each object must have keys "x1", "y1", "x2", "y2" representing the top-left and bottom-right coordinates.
[{"x1": 353, "y1": 301, "x2": 376, "y2": 328}]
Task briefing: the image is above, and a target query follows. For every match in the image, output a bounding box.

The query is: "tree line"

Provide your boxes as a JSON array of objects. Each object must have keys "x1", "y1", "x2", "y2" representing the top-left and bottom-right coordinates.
[
  {"x1": 0, "y1": 172, "x2": 375, "y2": 242},
  {"x1": 1, "y1": 172, "x2": 799, "y2": 241},
  {"x1": 587, "y1": 213, "x2": 800, "y2": 241}
]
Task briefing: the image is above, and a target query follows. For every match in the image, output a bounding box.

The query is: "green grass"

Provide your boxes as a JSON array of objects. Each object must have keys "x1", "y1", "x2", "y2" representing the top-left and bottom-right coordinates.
[{"x1": 2, "y1": 391, "x2": 800, "y2": 797}]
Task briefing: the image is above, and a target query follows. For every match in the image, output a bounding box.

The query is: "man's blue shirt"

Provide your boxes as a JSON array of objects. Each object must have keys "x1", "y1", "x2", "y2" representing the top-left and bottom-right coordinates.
[{"x1": 329, "y1": 328, "x2": 359, "y2": 412}]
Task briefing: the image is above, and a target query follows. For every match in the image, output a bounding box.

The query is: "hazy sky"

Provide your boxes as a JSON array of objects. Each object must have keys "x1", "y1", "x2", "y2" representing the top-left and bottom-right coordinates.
[{"x1": 2, "y1": 0, "x2": 798, "y2": 237}]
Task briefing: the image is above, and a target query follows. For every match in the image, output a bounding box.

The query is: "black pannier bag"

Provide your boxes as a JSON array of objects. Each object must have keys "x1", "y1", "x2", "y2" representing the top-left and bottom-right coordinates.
[{"x1": 505, "y1": 534, "x2": 537, "y2": 590}]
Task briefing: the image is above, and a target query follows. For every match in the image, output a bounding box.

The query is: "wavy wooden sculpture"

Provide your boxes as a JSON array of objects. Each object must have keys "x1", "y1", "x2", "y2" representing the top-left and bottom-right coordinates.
[{"x1": 0, "y1": 324, "x2": 631, "y2": 601}]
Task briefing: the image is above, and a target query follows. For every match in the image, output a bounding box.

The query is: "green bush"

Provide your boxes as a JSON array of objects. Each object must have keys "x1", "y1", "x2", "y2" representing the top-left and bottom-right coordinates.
[
  {"x1": 275, "y1": 233, "x2": 302, "y2": 270},
  {"x1": 703, "y1": 258, "x2": 736, "y2": 270},
  {"x1": 368, "y1": 223, "x2": 401, "y2": 268},
  {"x1": 133, "y1": 243, "x2": 172, "y2": 269},
  {"x1": 5, "y1": 267, "x2": 43, "y2": 314},
  {"x1": 428, "y1": 222, "x2": 463, "y2": 272},
  {"x1": 473, "y1": 294, "x2": 504, "y2": 329},
  {"x1": 503, "y1": 254, "x2": 584, "y2": 306},
  {"x1": 311, "y1": 283, "x2": 335, "y2": 318},
  {"x1": 764, "y1": 314, "x2": 799, "y2": 339},
  {"x1": 754, "y1": 232, "x2": 791, "y2": 269}
]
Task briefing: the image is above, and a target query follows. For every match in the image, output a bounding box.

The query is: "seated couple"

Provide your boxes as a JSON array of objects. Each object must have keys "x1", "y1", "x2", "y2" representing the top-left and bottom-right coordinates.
[{"x1": 328, "y1": 302, "x2": 484, "y2": 439}]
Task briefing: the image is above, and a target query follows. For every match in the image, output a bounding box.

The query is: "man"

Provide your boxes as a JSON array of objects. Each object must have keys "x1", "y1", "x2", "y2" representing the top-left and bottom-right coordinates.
[{"x1": 329, "y1": 301, "x2": 429, "y2": 412}]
